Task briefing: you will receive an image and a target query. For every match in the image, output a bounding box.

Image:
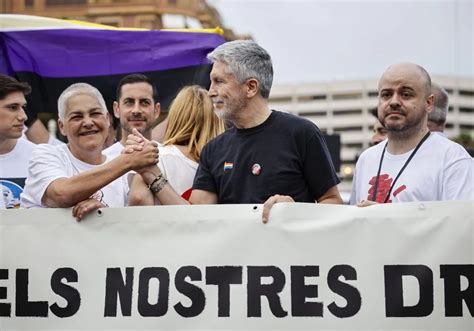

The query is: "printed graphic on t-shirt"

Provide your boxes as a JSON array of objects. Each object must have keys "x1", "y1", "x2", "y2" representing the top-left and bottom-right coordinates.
[
  {"x1": 1, "y1": 178, "x2": 26, "y2": 209},
  {"x1": 181, "y1": 188, "x2": 192, "y2": 201},
  {"x1": 367, "y1": 174, "x2": 407, "y2": 203}
]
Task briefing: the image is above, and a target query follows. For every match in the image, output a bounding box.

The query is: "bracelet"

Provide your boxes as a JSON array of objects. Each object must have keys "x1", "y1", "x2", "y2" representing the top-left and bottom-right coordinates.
[{"x1": 148, "y1": 174, "x2": 168, "y2": 194}]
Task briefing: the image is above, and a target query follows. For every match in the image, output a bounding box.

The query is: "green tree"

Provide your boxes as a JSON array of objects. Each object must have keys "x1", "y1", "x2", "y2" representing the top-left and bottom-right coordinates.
[{"x1": 452, "y1": 132, "x2": 474, "y2": 148}]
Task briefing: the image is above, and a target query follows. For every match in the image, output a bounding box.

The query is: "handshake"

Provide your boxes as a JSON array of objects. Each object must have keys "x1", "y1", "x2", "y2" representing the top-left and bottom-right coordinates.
[
  {"x1": 122, "y1": 129, "x2": 295, "y2": 224},
  {"x1": 122, "y1": 128, "x2": 160, "y2": 175}
]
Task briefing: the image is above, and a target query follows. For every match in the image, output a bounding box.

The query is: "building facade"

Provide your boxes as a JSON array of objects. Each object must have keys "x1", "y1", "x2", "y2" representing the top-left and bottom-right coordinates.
[{"x1": 0, "y1": 0, "x2": 242, "y2": 40}]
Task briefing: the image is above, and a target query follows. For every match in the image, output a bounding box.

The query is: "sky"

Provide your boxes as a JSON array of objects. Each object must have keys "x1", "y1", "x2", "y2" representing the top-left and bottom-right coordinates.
[{"x1": 209, "y1": 0, "x2": 473, "y2": 85}]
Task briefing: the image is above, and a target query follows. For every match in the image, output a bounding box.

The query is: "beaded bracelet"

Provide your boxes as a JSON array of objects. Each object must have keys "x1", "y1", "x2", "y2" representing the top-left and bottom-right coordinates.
[{"x1": 148, "y1": 174, "x2": 168, "y2": 194}]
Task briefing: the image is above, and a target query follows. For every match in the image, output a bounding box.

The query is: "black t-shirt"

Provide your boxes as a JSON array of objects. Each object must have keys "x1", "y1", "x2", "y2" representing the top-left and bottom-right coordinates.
[{"x1": 193, "y1": 110, "x2": 340, "y2": 204}]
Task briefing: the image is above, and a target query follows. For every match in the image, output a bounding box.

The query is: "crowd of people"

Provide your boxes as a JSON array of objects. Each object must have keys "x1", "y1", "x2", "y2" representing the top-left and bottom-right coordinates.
[{"x1": 1, "y1": 40, "x2": 472, "y2": 220}]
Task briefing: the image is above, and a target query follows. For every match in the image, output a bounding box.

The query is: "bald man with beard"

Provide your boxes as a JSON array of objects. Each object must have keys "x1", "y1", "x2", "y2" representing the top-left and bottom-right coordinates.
[{"x1": 350, "y1": 63, "x2": 472, "y2": 205}]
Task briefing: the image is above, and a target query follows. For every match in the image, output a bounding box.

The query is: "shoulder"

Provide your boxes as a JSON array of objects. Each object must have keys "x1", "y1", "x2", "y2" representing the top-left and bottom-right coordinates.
[
  {"x1": 272, "y1": 110, "x2": 317, "y2": 128},
  {"x1": 202, "y1": 128, "x2": 234, "y2": 149},
  {"x1": 32, "y1": 143, "x2": 60, "y2": 154},
  {"x1": 159, "y1": 145, "x2": 189, "y2": 160},
  {"x1": 159, "y1": 145, "x2": 198, "y2": 166},
  {"x1": 357, "y1": 142, "x2": 385, "y2": 164},
  {"x1": 427, "y1": 133, "x2": 471, "y2": 158},
  {"x1": 158, "y1": 144, "x2": 178, "y2": 155},
  {"x1": 17, "y1": 137, "x2": 37, "y2": 151},
  {"x1": 270, "y1": 111, "x2": 323, "y2": 142},
  {"x1": 8, "y1": 138, "x2": 37, "y2": 158},
  {"x1": 103, "y1": 142, "x2": 123, "y2": 158},
  {"x1": 31, "y1": 143, "x2": 69, "y2": 162}
]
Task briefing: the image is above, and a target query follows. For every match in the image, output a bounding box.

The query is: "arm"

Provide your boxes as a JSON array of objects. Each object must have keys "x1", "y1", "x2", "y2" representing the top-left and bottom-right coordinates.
[
  {"x1": 316, "y1": 185, "x2": 343, "y2": 204},
  {"x1": 441, "y1": 153, "x2": 473, "y2": 200},
  {"x1": 25, "y1": 119, "x2": 50, "y2": 144},
  {"x1": 189, "y1": 189, "x2": 218, "y2": 204},
  {"x1": 43, "y1": 141, "x2": 158, "y2": 208},
  {"x1": 126, "y1": 128, "x2": 218, "y2": 205},
  {"x1": 302, "y1": 131, "x2": 343, "y2": 205},
  {"x1": 138, "y1": 167, "x2": 217, "y2": 205},
  {"x1": 128, "y1": 173, "x2": 155, "y2": 206}
]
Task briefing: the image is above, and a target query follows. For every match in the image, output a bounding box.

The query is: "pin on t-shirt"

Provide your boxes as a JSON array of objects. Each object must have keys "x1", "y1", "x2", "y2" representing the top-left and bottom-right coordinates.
[{"x1": 251, "y1": 163, "x2": 261, "y2": 176}]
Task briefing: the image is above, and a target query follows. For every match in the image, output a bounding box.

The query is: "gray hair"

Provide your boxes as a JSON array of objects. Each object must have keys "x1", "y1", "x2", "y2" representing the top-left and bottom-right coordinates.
[
  {"x1": 207, "y1": 40, "x2": 273, "y2": 99},
  {"x1": 58, "y1": 83, "x2": 107, "y2": 119},
  {"x1": 428, "y1": 83, "x2": 449, "y2": 125}
]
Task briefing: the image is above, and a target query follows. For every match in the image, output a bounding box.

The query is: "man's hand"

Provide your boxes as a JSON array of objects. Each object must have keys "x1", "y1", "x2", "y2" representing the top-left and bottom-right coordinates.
[
  {"x1": 72, "y1": 198, "x2": 106, "y2": 222},
  {"x1": 122, "y1": 128, "x2": 159, "y2": 172},
  {"x1": 132, "y1": 139, "x2": 159, "y2": 170},
  {"x1": 123, "y1": 128, "x2": 147, "y2": 154},
  {"x1": 262, "y1": 194, "x2": 294, "y2": 224},
  {"x1": 356, "y1": 200, "x2": 378, "y2": 207}
]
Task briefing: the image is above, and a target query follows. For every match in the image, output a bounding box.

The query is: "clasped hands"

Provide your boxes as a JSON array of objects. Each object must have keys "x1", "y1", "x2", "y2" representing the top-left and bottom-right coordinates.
[
  {"x1": 122, "y1": 128, "x2": 294, "y2": 224},
  {"x1": 122, "y1": 128, "x2": 159, "y2": 174}
]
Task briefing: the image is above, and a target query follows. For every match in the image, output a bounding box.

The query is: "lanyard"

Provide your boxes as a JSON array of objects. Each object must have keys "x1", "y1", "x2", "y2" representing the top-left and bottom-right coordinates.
[{"x1": 371, "y1": 131, "x2": 431, "y2": 203}]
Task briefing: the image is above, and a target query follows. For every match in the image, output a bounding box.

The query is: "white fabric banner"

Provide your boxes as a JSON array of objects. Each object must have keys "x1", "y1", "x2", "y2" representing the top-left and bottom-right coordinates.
[{"x1": 0, "y1": 201, "x2": 473, "y2": 330}]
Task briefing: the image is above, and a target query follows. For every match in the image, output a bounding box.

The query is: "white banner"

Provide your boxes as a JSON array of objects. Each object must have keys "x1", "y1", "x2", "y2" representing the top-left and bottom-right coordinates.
[{"x1": 0, "y1": 201, "x2": 473, "y2": 330}]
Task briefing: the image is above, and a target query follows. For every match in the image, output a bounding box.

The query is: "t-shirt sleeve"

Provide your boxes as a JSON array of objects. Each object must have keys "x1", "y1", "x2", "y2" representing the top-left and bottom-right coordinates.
[
  {"x1": 441, "y1": 146, "x2": 473, "y2": 200},
  {"x1": 20, "y1": 145, "x2": 69, "y2": 208},
  {"x1": 192, "y1": 143, "x2": 217, "y2": 194},
  {"x1": 349, "y1": 165, "x2": 359, "y2": 205},
  {"x1": 304, "y1": 131, "x2": 340, "y2": 201},
  {"x1": 157, "y1": 154, "x2": 166, "y2": 179}
]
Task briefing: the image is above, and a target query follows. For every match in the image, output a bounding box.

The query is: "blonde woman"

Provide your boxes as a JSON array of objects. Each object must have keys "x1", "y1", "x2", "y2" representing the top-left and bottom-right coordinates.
[{"x1": 129, "y1": 85, "x2": 225, "y2": 205}]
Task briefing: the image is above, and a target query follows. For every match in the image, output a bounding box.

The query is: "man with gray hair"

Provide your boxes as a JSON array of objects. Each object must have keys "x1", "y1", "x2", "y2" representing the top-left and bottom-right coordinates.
[
  {"x1": 427, "y1": 83, "x2": 449, "y2": 133},
  {"x1": 126, "y1": 40, "x2": 342, "y2": 222},
  {"x1": 21, "y1": 83, "x2": 158, "y2": 220}
]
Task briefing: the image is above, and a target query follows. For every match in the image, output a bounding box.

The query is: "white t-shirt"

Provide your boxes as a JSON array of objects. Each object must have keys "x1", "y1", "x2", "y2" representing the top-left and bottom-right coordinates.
[
  {"x1": 0, "y1": 138, "x2": 36, "y2": 209},
  {"x1": 102, "y1": 141, "x2": 139, "y2": 197},
  {"x1": 20, "y1": 144, "x2": 128, "y2": 208},
  {"x1": 158, "y1": 145, "x2": 198, "y2": 199},
  {"x1": 103, "y1": 142, "x2": 195, "y2": 199},
  {"x1": 103, "y1": 141, "x2": 124, "y2": 159},
  {"x1": 350, "y1": 133, "x2": 473, "y2": 204}
]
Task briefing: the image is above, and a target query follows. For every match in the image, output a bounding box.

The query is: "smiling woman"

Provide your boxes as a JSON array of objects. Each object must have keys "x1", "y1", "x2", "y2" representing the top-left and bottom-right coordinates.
[
  {"x1": 59, "y1": 92, "x2": 109, "y2": 165},
  {"x1": 20, "y1": 83, "x2": 160, "y2": 221}
]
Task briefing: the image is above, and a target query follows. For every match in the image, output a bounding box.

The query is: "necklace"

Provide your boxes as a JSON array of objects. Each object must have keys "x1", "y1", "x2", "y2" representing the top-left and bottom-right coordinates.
[{"x1": 371, "y1": 131, "x2": 431, "y2": 203}]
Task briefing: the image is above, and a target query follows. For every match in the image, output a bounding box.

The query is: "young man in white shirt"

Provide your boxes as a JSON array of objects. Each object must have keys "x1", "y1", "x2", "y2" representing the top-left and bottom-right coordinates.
[{"x1": 0, "y1": 74, "x2": 36, "y2": 209}]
